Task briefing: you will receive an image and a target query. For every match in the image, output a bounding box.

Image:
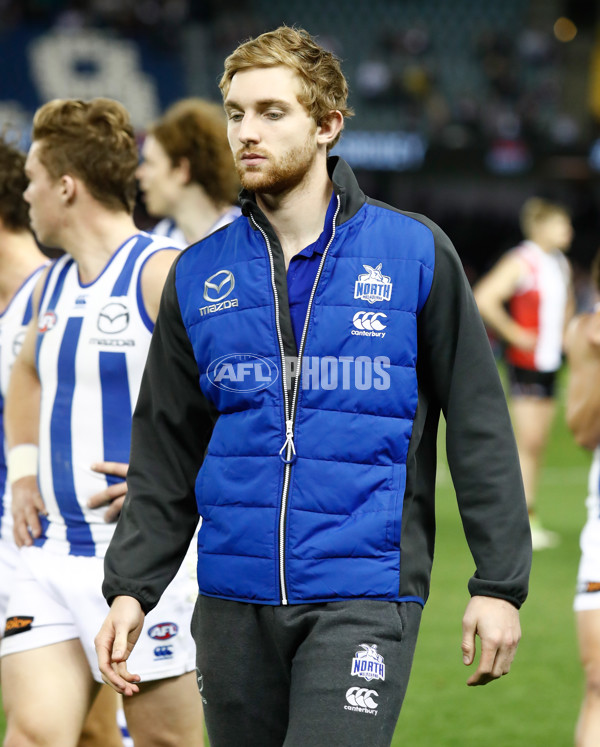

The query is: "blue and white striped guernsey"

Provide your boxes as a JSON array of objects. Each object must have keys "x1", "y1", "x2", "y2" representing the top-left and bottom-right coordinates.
[
  {"x1": 35, "y1": 233, "x2": 179, "y2": 557},
  {"x1": 0, "y1": 265, "x2": 47, "y2": 543}
]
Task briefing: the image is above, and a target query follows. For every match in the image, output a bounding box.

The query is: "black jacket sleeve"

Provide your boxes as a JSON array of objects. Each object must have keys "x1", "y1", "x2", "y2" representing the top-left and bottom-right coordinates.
[
  {"x1": 103, "y1": 258, "x2": 216, "y2": 613},
  {"x1": 416, "y1": 217, "x2": 532, "y2": 608}
]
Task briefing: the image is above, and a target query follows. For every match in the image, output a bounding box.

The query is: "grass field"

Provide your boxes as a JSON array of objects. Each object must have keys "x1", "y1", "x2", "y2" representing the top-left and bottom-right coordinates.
[{"x1": 0, "y1": 365, "x2": 591, "y2": 745}]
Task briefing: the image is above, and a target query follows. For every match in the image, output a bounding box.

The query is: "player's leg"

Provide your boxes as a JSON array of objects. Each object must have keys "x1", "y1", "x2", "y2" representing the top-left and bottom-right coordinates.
[
  {"x1": 511, "y1": 395, "x2": 556, "y2": 509},
  {"x1": 192, "y1": 595, "x2": 291, "y2": 746},
  {"x1": 2, "y1": 640, "x2": 98, "y2": 747},
  {"x1": 78, "y1": 684, "x2": 124, "y2": 747},
  {"x1": 0, "y1": 546, "x2": 101, "y2": 746},
  {"x1": 511, "y1": 393, "x2": 558, "y2": 548},
  {"x1": 74, "y1": 549, "x2": 202, "y2": 745},
  {"x1": 0, "y1": 538, "x2": 19, "y2": 643},
  {"x1": 575, "y1": 609, "x2": 600, "y2": 746},
  {"x1": 123, "y1": 672, "x2": 204, "y2": 746},
  {"x1": 574, "y1": 519, "x2": 600, "y2": 746},
  {"x1": 284, "y1": 600, "x2": 422, "y2": 746}
]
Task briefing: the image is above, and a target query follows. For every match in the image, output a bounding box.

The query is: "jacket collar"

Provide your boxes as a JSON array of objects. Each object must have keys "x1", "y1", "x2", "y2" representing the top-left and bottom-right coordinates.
[{"x1": 240, "y1": 156, "x2": 366, "y2": 230}]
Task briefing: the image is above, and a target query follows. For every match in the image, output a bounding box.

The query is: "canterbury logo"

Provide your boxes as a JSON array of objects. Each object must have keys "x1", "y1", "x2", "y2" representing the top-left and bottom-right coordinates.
[
  {"x1": 204, "y1": 270, "x2": 235, "y2": 302},
  {"x1": 345, "y1": 687, "x2": 379, "y2": 709},
  {"x1": 353, "y1": 312, "x2": 387, "y2": 331},
  {"x1": 153, "y1": 645, "x2": 174, "y2": 657},
  {"x1": 97, "y1": 302, "x2": 130, "y2": 334}
]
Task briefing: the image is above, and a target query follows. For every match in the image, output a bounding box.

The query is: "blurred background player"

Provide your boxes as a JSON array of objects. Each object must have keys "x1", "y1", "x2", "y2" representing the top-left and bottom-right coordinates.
[
  {"x1": 137, "y1": 97, "x2": 241, "y2": 245},
  {"x1": 0, "y1": 136, "x2": 47, "y2": 637},
  {"x1": 0, "y1": 98, "x2": 203, "y2": 747},
  {"x1": 0, "y1": 134, "x2": 125, "y2": 747},
  {"x1": 566, "y1": 249, "x2": 600, "y2": 747},
  {"x1": 474, "y1": 197, "x2": 574, "y2": 550},
  {"x1": 88, "y1": 97, "x2": 241, "y2": 519}
]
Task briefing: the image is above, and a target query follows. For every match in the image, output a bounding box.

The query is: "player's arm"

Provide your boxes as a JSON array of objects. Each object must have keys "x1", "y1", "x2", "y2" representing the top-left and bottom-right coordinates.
[
  {"x1": 473, "y1": 253, "x2": 536, "y2": 350},
  {"x1": 139, "y1": 248, "x2": 180, "y2": 323},
  {"x1": 565, "y1": 313, "x2": 600, "y2": 450},
  {"x1": 95, "y1": 595, "x2": 145, "y2": 696},
  {"x1": 418, "y1": 220, "x2": 531, "y2": 686},
  {"x1": 5, "y1": 270, "x2": 49, "y2": 546},
  {"x1": 87, "y1": 248, "x2": 180, "y2": 520},
  {"x1": 99, "y1": 256, "x2": 212, "y2": 688},
  {"x1": 102, "y1": 255, "x2": 213, "y2": 611}
]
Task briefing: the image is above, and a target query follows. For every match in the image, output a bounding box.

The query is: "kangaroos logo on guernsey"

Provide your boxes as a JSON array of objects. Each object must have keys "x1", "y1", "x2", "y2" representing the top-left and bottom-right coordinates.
[
  {"x1": 4, "y1": 616, "x2": 34, "y2": 637},
  {"x1": 354, "y1": 264, "x2": 393, "y2": 304}
]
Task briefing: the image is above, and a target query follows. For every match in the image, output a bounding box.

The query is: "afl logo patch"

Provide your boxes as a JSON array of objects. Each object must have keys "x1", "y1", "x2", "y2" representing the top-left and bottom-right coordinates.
[
  {"x1": 148, "y1": 622, "x2": 179, "y2": 640},
  {"x1": 38, "y1": 310, "x2": 57, "y2": 333}
]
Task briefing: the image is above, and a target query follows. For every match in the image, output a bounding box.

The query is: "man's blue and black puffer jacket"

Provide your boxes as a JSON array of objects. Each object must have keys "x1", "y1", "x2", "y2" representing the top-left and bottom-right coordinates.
[{"x1": 104, "y1": 157, "x2": 531, "y2": 612}]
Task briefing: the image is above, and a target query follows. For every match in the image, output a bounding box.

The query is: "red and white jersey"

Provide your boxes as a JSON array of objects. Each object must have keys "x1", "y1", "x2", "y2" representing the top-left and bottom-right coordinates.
[{"x1": 506, "y1": 241, "x2": 570, "y2": 372}]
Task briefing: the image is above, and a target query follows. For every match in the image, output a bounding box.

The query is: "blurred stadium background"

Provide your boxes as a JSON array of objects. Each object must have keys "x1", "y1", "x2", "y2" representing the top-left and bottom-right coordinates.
[
  {"x1": 2, "y1": 0, "x2": 600, "y2": 292},
  {"x1": 0, "y1": 0, "x2": 598, "y2": 743}
]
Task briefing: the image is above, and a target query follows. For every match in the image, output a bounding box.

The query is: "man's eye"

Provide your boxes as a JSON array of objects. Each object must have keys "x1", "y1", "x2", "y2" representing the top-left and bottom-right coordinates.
[{"x1": 228, "y1": 113, "x2": 243, "y2": 122}]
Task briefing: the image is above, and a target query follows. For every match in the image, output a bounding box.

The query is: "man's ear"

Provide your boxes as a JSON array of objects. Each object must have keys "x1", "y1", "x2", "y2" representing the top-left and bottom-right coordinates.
[
  {"x1": 60, "y1": 174, "x2": 76, "y2": 204},
  {"x1": 174, "y1": 157, "x2": 192, "y2": 186},
  {"x1": 317, "y1": 110, "x2": 344, "y2": 148}
]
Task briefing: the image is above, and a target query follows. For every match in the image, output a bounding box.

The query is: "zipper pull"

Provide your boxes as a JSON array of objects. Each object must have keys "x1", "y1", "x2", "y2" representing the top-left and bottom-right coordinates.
[{"x1": 279, "y1": 418, "x2": 297, "y2": 464}]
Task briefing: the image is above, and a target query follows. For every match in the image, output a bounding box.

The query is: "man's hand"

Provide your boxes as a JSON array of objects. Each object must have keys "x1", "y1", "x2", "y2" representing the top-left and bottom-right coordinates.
[
  {"x1": 88, "y1": 461, "x2": 128, "y2": 522},
  {"x1": 11, "y1": 475, "x2": 47, "y2": 547},
  {"x1": 95, "y1": 595, "x2": 145, "y2": 696},
  {"x1": 461, "y1": 595, "x2": 521, "y2": 686}
]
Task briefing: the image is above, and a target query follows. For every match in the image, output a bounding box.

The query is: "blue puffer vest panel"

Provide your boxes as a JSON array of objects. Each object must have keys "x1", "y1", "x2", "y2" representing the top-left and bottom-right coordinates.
[{"x1": 175, "y1": 159, "x2": 435, "y2": 605}]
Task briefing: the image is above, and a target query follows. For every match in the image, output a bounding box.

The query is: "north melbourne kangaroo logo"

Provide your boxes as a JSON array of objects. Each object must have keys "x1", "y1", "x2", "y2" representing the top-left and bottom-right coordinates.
[
  {"x1": 97, "y1": 302, "x2": 130, "y2": 334},
  {"x1": 203, "y1": 270, "x2": 235, "y2": 302},
  {"x1": 351, "y1": 644, "x2": 386, "y2": 682},
  {"x1": 354, "y1": 264, "x2": 393, "y2": 304}
]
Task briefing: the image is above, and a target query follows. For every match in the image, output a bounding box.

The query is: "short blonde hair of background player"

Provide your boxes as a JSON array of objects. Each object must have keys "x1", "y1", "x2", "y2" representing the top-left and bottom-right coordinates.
[{"x1": 519, "y1": 196, "x2": 571, "y2": 240}]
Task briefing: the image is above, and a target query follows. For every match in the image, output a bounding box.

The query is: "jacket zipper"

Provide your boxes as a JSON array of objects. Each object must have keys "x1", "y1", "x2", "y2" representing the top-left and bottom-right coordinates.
[{"x1": 250, "y1": 194, "x2": 341, "y2": 604}]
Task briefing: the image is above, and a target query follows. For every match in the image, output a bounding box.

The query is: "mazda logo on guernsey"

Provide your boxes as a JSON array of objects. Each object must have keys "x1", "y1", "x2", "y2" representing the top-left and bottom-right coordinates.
[
  {"x1": 204, "y1": 270, "x2": 235, "y2": 302},
  {"x1": 12, "y1": 330, "x2": 26, "y2": 358},
  {"x1": 207, "y1": 353, "x2": 279, "y2": 393},
  {"x1": 97, "y1": 302, "x2": 130, "y2": 334}
]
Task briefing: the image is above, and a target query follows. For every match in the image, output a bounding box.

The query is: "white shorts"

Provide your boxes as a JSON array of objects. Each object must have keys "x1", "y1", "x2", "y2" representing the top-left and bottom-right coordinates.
[
  {"x1": 0, "y1": 536, "x2": 19, "y2": 633},
  {"x1": 0, "y1": 544, "x2": 198, "y2": 683},
  {"x1": 575, "y1": 518, "x2": 600, "y2": 612}
]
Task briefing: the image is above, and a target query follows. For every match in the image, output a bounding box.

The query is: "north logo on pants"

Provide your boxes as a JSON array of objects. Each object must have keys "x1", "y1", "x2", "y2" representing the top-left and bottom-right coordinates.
[{"x1": 351, "y1": 643, "x2": 385, "y2": 682}]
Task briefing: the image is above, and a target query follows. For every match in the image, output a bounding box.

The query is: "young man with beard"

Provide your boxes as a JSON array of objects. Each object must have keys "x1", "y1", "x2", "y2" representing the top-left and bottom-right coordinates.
[
  {"x1": 136, "y1": 98, "x2": 241, "y2": 246},
  {"x1": 96, "y1": 26, "x2": 531, "y2": 747},
  {"x1": 1, "y1": 98, "x2": 204, "y2": 747}
]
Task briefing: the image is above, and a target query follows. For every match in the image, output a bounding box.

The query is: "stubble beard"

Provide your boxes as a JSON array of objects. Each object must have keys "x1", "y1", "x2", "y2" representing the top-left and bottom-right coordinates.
[{"x1": 236, "y1": 137, "x2": 318, "y2": 196}]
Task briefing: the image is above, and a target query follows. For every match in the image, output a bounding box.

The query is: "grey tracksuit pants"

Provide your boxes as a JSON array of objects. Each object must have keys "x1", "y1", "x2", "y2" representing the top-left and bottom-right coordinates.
[{"x1": 192, "y1": 596, "x2": 422, "y2": 746}]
